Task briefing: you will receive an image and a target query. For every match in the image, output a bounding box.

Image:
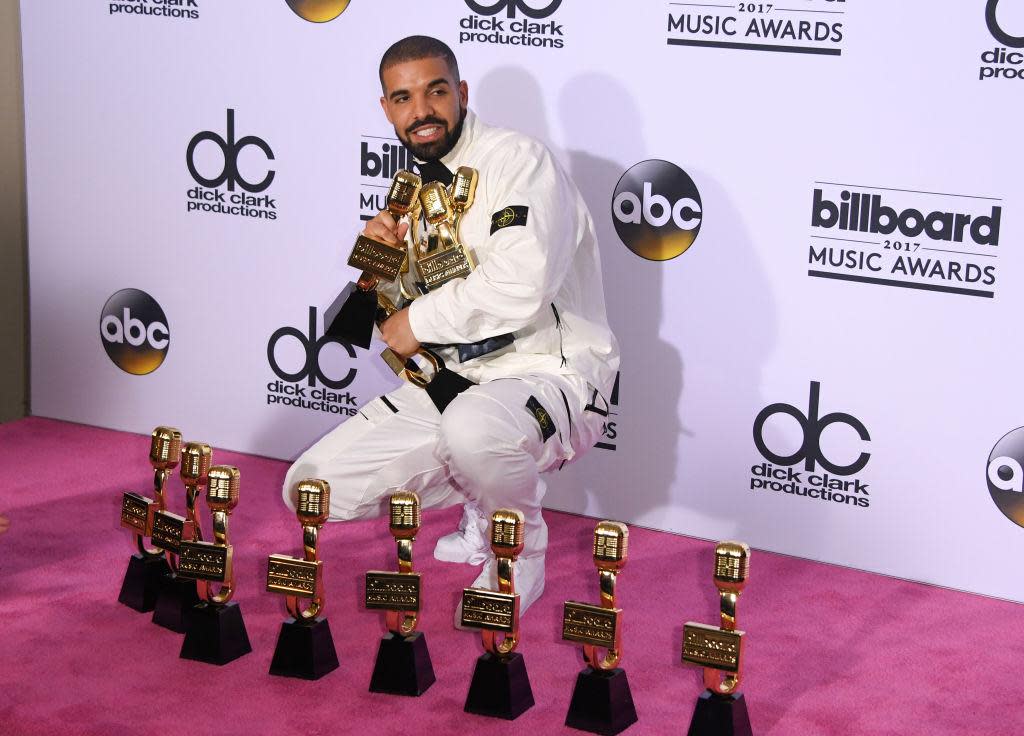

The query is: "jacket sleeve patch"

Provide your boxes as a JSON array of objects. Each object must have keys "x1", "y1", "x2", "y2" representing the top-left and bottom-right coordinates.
[
  {"x1": 526, "y1": 395, "x2": 556, "y2": 442},
  {"x1": 490, "y1": 205, "x2": 529, "y2": 235}
]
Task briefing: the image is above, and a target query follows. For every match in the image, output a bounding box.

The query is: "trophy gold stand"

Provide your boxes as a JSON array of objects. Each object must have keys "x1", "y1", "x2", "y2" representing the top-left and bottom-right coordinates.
[
  {"x1": 152, "y1": 441, "x2": 211, "y2": 632},
  {"x1": 178, "y1": 465, "x2": 252, "y2": 665},
  {"x1": 117, "y1": 426, "x2": 182, "y2": 612},
  {"x1": 562, "y1": 521, "x2": 638, "y2": 735},
  {"x1": 267, "y1": 479, "x2": 340, "y2": 680},
  {"x1": 365, "y1": 491, "x2": 436, "y2": 696},
  {"x1": 460, "y1": 509, "x2": 535, "y2": 720},
  {"x1": 681, "y1": 542, "x2": 754, "y2": 736}
]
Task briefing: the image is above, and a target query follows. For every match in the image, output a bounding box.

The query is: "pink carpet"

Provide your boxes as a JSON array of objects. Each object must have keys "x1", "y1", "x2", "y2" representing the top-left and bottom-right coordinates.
[{"x1": 1, "y1": 417, "x2": 1021, "y2": 735}]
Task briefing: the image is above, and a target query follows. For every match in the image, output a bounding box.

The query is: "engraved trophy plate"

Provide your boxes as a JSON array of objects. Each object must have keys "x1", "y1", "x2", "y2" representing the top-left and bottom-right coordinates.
[
  {"x1": 460, "y1": 588, "x2": 519, "y2": 632},
  {"x1": 418, "y1": 248, "x2": 473, "y2": 291},
  {"x1": 682, "y1": 622, "x2": 744, "y2": 673},
  {"x1": 151, "y1": 510, "x2": 191, "y2": 554},
  {"x1": 561, "y1": 601, "x2": 621, "y2": 648},
  {"x1": 120, "y1": 492, "x2": 154, "y2": 534},
  {"x1": 348, "y1": 235, "x2": 406, "y2": 282},
  {"x1": 266, "y1": 554, "x2": 321, "y2": 598},
  {"x1": 365, "y1": 571, "x2": 422, "y2": 612},
  {"x1": 178, "y1": 540, "x2": 231, "y2": 582}
]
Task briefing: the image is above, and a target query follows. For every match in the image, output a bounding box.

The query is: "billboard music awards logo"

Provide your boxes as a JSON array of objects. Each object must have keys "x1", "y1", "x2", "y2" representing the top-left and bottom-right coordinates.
[
  {"x1": 806, "y1": 181, "x2": 1003, "y2": 299},
  {"x1": 285, "y1": 0, "x2": 351, "y2": 23},
  {"x1": 987, "y1": 427, "x2": 1024, "y2": 528},
  {"x1": 360, "y1": 136, "x2": 419, "y2": 221},
  {"x1": 750, "y1": 381, "x2": 871, "y2": 510},
  {"x1": 612, "y1": 160, "x2": 702, "y2": 261},
  {"x1": 266, "y1": 307, "x2": 360, "y2": 417},
  {"x1": 186, "y1": 109, "x2": 277, "y2": 221},
  {"x1": 100, "y1": 289, "x2": 170, "y2": 375},
  {"x1": 458, "y1": 0, "x2": 566, "y2": 49},
  {"x1": 980, "y1": 0, "x2": 1024, "y2": 80},
  {"x1": 667, "y1": 0, "x2": 845, "y2": 56},
  {"x1": 107, "y1": 0, "x2": 199, "y2": 20}
]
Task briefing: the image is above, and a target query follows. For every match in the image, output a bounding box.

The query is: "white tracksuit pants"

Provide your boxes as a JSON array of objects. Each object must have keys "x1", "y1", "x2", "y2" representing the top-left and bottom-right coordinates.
[{"x1": 282, "y1": 372, "x2": 604, "y2": 557}]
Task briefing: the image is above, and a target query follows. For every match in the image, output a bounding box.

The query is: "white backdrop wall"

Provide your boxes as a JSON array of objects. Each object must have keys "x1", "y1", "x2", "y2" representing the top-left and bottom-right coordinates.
[{"x1": 21, "y1": 0, "x2": 1024, "y2": 601}]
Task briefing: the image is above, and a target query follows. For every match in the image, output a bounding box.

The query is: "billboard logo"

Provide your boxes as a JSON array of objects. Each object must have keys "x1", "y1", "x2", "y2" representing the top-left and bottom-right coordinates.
[
  {"x1": 749, "y1": 381, "x2": 871, "y2": 510},
  {"x1": 285, "y1": 0, "x2": 351, "y2": 23},
  {"x1": 612, "y1": 160, "x2": 702, "y2": 261},
  {"x1": 100, "y1": 289, "x2": 169, "y2": 375},
  {"x1": 988, "y1": 427, "x2": 1024, "y2": 528}
]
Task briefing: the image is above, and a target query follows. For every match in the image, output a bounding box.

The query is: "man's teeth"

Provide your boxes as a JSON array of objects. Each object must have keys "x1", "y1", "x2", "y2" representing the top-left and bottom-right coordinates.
[{"x1": 414, "y1": 126, "x2": 440, "y2": 138}]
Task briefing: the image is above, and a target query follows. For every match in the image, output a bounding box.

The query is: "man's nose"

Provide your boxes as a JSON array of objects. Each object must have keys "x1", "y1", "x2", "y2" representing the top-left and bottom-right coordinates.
[{"x1": 410, "y1": 94, "x2": 434, "y2": 121}]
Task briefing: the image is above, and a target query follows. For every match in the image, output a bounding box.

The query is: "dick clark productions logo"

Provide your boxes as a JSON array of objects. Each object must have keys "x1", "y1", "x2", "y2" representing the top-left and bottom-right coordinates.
[
  {"x1": 988, "y1": 427, "x2": 1024, "y2": 528},
  {"x1": 100, "y1": 289, "x2": 169, "y2": 375},
  {"x1": 612, "y1": 160, "x2": 702, "y2": 262}
]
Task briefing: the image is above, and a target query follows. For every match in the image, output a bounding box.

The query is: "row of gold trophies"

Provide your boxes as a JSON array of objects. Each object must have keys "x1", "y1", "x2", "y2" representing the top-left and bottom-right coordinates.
[{"x1": 118, "y1": 427, "x2": 754, "y2": 736}]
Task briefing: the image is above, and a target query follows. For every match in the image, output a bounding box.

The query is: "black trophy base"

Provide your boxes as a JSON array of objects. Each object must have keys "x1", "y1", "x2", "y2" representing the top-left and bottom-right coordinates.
[
  {"x1": 464, "y1": 651, "x2": 535, "y2": 720},
  {"x1": 117, "y1": 553, "x2": 172, "y2": 612},
  {"x1": 269, "y1": 617, "x2": 340, "y2": 680},
  {"x1": 565, "y1": 667, "x2": 639, "y2": 735},
  {"x1": 324, "y1": 281, "x2": 377, "y2": 350},
  {"x1": 151, "y1": 572, "x2": 201, "y2": 633},
  {"x1": 686, "y1": 691, "x2": 753, "y2": 736},
  {"x1": 180, "y1": 602, "x2": 252, "y2": 666},
  {"x1": 368, "y1": 631, "x2": 436, "y2": 696}
]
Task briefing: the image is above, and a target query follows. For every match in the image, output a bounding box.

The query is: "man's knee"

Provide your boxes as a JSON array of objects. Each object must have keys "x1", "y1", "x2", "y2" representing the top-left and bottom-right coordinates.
[{"x1": 438, "y1": 394, "x2": 532, "y2": 486}]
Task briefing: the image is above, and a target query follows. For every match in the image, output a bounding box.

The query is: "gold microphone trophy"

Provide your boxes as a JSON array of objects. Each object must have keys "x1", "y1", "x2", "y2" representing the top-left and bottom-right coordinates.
[
  {"x1": 117, "y1": 426, "x2": 182, "y2": 612},
  {"x1": 681, "y1": 542, "x2": 754, "y2": 736},
  {"x1": 562, "y1": 521, "x2": 638, "y2": 735},
  {"x1": 365, "y1": 491, "x2": 436, "y2": 696},
  {"x1": 178, "y1": 465, "x2": 252, "y2": 665},
  {"x1": 267, "y1": 479, "x2": 340, "y2": 680},
  {"x1": 325, "y1": 169, "x2": 422, "y2": 351},
  {"x1": 151, "y1": 441, "x2": 211, "y2": 632},
  {"x1": 460, "y1": 509, "x2": 535, "y2": 720}
]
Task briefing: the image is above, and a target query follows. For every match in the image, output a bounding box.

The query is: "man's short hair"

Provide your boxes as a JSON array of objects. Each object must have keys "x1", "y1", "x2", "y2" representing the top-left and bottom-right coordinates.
[{"x1": 379, "y1": 36, "x2": 460, "y2": 91}]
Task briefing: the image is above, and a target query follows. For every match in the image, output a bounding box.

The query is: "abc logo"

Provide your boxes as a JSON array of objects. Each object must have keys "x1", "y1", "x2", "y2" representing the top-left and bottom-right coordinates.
[
  {"x1": 466, "y1": 0, "x2": 562, "y2": 18},
  {"x1": 285, "y1": 0, "x2": 351, "y2": 23},
  {"x1": 268, "y1": 307, "x2": 357, "y2": 389},
  {"x1": 987, "y1": 427, "x2": 1024, "y2": 528},
  {"x1": 987, "y1": 0, "x2": 1024, "y2": 48},
  {"x1": 753, "y1": 381, "x2": 870, "y2": 475},
  {"x1": 100, "y1": 289, "x2": 169, "y2": 375},
  {"x1": 612, "y1": 160, "x2": 702, "y2": 261},
  {"x1": 186, "y1": 109, "x2": 274, "y2": 193}
]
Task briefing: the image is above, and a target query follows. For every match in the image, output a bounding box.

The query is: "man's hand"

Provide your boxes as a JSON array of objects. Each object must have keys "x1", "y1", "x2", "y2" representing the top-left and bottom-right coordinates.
[
  {"x1": 362, "y1": 209, "x2": 409, "y2": 246},
  {"x1": 380, "y1": 307, "x2": 420, "y2": 358}
]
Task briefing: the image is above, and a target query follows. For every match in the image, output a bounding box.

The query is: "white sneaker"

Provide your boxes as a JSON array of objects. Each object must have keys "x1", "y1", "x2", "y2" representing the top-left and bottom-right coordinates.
[
  {"x1": 454, "y1": 554, "x2": 546, "y2": 629},
  {"x1": 434, "y1": 502, "x2": 488, "y2": 564}
]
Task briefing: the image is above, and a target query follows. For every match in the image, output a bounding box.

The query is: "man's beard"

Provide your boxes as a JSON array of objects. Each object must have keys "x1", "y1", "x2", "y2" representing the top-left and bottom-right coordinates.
[{"x1": 398, "y1": 106, "x2": 467, "y2": 162}]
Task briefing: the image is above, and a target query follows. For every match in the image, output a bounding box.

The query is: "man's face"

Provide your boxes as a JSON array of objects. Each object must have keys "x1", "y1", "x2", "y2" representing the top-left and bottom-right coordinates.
[{"x1": 380, "y1": 56, "x2": 468, "y2": 161}]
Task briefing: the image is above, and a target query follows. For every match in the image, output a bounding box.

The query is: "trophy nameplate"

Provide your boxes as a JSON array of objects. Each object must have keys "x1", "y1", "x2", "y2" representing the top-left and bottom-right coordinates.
[
  {"x1": 417, "y1": 248, "x2": 473, "y2": 291},
  {"x1": 120, "y1": 492, "x2": 154, "y2": 534},
  {"x1": 561, "y1": 601, "x2": 621, "y2": 649},
  {"x1": 266, "y1": 554, "x2": 321, "y2": 599},
  {"x1": 460, "y1": 588, "x2": 519, "y2": 633},
  {"x1": 151, "y1": 510, "x2": 192, "y2": 555},
  {"x1": 365, "y1": 571, "x2": 421, "y2": 612},
  {"x1": 348, "y1": 235, "x2": 406, "y2": 282},
  {"x1": 178, "y1": 541, "x2": 231, "y2": 583},
  {"x1": 682, "y1": 622, "x2": 744, "y2": 674}
]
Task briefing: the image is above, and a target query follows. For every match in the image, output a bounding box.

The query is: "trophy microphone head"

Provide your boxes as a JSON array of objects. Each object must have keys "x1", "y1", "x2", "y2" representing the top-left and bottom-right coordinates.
[
  {"x1": 180, "y1": 442, "x2": 212, "y2": 485},
  {"x1": 389, "y1": 491, "x2": 421, "y2": 539},
  {"x1": 451, "y1": 166, "x2": 478, "y2": 213},
  {"x1": 490, "y1": 509, "x2": 525, "y2": 558},
  {"x1": 149, "y1": 427, "x2": 182, "y2": 470},
  {"x1": 387, "y1": 170, "x2": 422, "y2": 218},
  {"x1": 419, "y1": 182, "x2": 454, "y2": 226},
  {"x1": 296, "y1": 479, "x2": 331, "y2": 526},
  {"x1": 593, "y1": 520, "x2": 629, "y2": 572},
  {"x1": 714, "y1": 541, "x2": 750, "y2": 593},
  {"x1": 206, "y1": 465, "x2": 241, "y2": 512}
]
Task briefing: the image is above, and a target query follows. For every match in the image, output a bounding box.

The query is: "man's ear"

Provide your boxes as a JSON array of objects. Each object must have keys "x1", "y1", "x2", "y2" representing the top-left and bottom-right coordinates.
[
  {"x1": 380, "y1": 95, "x2": 392, "y2": 124},
  {"x1": 459, "y1": 80, "x2": 469, "y2": 109}
]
